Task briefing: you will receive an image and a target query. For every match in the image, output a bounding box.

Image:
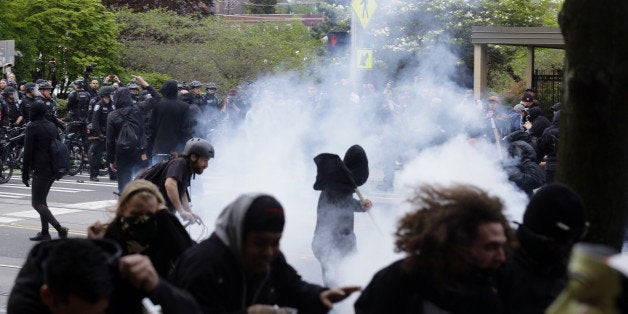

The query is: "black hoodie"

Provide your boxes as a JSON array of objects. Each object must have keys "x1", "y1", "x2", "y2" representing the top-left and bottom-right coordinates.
[
  {"x1": 22, "y1": 101, "x2": 59, "y2": 177},
  {"x1": 106, "y1": 87, "x2": 147, "y2": 161},
  {"x1": 149, "y1": 80, "x2": 193, "y2": 155}
]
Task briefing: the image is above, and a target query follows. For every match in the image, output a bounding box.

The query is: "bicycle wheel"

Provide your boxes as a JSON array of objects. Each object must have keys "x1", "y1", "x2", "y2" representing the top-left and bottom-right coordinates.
[
  {"x1": 0, "y1": 149, "x2": 12, "y2": 183},
  {"x1": 67, "y1": 142, "x2": 83, "y2": 176}
]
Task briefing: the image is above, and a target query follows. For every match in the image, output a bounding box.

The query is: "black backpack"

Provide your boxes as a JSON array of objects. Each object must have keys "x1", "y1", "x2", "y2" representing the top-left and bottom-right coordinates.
[
  {"x1": 115, "y1": 112, "x2": 141, "y2": 155},
  {"x1": 135, "y1": 158, "x2": 171, "y2": 184},
  {"x1": 50, "y1": 137, "x2": 70, "y2": 180}
]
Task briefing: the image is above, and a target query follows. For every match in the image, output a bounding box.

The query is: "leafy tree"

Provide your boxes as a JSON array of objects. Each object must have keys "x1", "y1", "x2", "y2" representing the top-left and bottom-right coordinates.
[
  {"x1": 248, "y1": 0, "x2": 278, "y2": 14},
  {"x1": 359, "y1": 0, "x2": 562, "y2": 88},
  {"x1": 115, "y1": 9, "x2": 322, "y2": 91},
  {"x1": 310, "y1": 2, "x2": 351, "y2": 40},
  {"x1": 0, "y1": 0, "x2": 121, "y2": 95},
  {"x1": 558, "y1": 0, "x2": 627, "y2": 250},
  {"x1": 102, "y1": 0, "x2": 214, "y2": 15}
]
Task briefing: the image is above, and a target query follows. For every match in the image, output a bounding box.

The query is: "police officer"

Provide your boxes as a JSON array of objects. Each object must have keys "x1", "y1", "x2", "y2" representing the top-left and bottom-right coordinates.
[
  {"x1": 66, "y1": 79, "x2": 92, "y2": 123},
  {"x1": 127, "y1": 81, "x2": 141, "y2": 103},
  {"x1": 0, "y1": 87, "x2": 19, "y2": 126},
  {"x1": 36, "y1": 82, "x2": 66, "y2": 130},
  {"x1": 188, "y1": 81, "x2": 205, "y2": 108},
  {"x1": 89, "y1": 86, "x2": 115, "y2": 182},
  {"x1": 16, "y1": 82, "x2": 38, "y2": 125},
  {"x1": 202, "y1": 82, "x2": 220, "y2": 115}
]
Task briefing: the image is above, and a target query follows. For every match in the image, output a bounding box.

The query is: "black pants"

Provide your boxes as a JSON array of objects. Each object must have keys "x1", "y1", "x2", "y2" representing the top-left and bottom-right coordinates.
[
  {"x1": 89, "y1": 139, "x2": 105, "y2": 177},
  {"x1": 31, "y1": 174, "x2": 62, "y2": 233}
]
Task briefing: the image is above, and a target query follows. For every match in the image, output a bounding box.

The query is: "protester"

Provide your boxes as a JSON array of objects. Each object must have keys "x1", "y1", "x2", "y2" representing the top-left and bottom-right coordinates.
[
  {"x1": 22, "y1": 101, "x2": 68, "y2": 241},
  {"x1": 135, "y1": 138, "x2": 213, "y2": 224},
  {"x1": 169, "y1": 193, "x2": 361, "y2": 313},
  {"x1": 312, "y1": 145, "x2": 372, "y2": 287},
  {"x1": 355, "y1": 184, "x2": 512, "y2": 313},
  {"x1": 7, "y1": 238, "x2": 202, "y2": 314},
  {"x1": 499, "y1": 183, "x2": 589, "y2": 313}
]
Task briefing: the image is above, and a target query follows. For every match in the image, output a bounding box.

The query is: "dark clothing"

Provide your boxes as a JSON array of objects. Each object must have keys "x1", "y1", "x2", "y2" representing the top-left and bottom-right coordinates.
[
  {"x1": 528, "y1": 115, "x2": 551, "y2": 139},
  {"x1": 537, "y1": 122, "x2": 559, "y2": 183},
  {"x1": 505, "y1": 141, "x2": 545, "y2": 198},
  {"x1": 89, "y1": 139, "x2": 106, "y2": 178},
  {"x1": 497, "y1": 227, "x2": 569, "y2": 314},
  {"x1": 106, "y1": 88, "x2": 148, "y2": 193},
  {"x1": 19, "y1": 95, "x2": 37, "y2": 125},
  {"x1": 150, "y1": 81, "x2": 193, "y2": 155},
  {"x1": 91, "y1": 99, "x2": 114, "y2": 137},
  {"x1": 37, "y1": 96, "x2": 65, "y2": 130},
  {"x1": 7, "y1": 239, "x2": 201, "y2": 314},
  {"x1": 312, "y1": 190, "x2": 365, "y2": 286},
  {"x1": 66, "y1": 89, "x2": 92, "y2": 122},
  {"x1": 103, "y1": 210, "x2": 197, "y2": 314},
  {"x1": 355, "y1": 259, "x2": 503, "y2": 314},
  {"x1": 170, "y1": 234, "x2": 328, "y2": 314},
  {"x1": 104, "y1": 210, "x2": 194, "y2": 277},
  {"x1": 154, "y1": 157, "x2": 193, "y2": 212},
  {"x1": 31, "y1": 174, "x2": 62, "y2": 233},
  {"x1": 2, "y1": 98, "x2": 19, "y2": 125},
  {"x1": 22, "y1": 118, "x2": 58, "y2": 177}
]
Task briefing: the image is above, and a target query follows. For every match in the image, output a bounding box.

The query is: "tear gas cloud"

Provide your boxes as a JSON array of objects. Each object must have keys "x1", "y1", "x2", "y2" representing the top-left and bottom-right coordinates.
[{"x1": 188, "y1": 0, "x2": 528, "y2": 311}]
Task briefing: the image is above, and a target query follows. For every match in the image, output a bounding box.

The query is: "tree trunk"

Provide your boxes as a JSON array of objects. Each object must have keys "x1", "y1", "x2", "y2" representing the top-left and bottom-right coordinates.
[{"x1": 558, "y1": 1, "x2": 628, "y2": 250}]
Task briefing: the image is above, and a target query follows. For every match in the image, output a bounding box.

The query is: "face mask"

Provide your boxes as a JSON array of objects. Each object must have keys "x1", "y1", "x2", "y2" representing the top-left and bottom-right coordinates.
[{"x1": 120, "y1": 214, "x2": 158, "y2": 253}]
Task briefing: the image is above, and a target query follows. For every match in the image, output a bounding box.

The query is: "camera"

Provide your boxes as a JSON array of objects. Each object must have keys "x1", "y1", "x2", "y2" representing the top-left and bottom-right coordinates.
[{"x1": 85, "y1": 64, "x2": 94, "y2": 73}]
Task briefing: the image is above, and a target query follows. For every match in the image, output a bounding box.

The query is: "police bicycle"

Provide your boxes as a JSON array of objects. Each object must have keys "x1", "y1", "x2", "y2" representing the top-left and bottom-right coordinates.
[
  {"x1": 0, "y1": 126, "x2": 26, "y2": 183},
  {"x1": 64, "y1": 121, "x2": 87, "y2": 176}
]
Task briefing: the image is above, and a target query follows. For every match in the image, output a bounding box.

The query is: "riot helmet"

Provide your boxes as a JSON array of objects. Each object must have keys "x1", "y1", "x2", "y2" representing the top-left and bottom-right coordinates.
[
  {"x1": 98, "y1": 86, "x2": 115, "y2": 97},
  {"x1": 206, "y1": 82, "x2": 217, "y2": 90},
  {"x1": 24, "y1": 82, "x2": 37, "y2": 94},
  {"x1": 190, "y1": 81, "x2": 202, "y2": 88},
  {"x1": 38, "y1": 82, "x2": 54, "y2": 90},
  {"x1": 127, "y1": 82, "x2": 140, "y2": 90},
  {"x1": 73, "y1": 79, "x2": 86, "y2": 89}
]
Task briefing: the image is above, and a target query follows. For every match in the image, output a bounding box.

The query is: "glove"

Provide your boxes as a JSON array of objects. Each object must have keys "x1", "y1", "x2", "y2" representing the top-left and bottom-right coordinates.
[{"x1": 22, "y1": 173, "x2": 30, "y2": 187}]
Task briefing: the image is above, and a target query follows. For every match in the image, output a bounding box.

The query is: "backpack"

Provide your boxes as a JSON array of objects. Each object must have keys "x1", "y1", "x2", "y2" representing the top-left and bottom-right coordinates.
[
  {"x1": 50, "y1": 137, "x2": 70, "y2": 180},
  {"x1": 116, "y1": 112, "x2": 141, "y2": 155},
  {"x1": 135, "y1": 158, "x2": 171, "y2": 184}
]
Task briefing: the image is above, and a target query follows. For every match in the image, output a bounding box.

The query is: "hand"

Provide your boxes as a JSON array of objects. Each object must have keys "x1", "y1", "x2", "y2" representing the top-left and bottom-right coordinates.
[
  {"x1": 109, "y1": 162, "x2": 116, "y2": 172},
  {"x1": 524, "y1": 121, "x2": 532, "y2": 130},
  {"x1": 21, "y1": 173, "x2": 29, "y2": 187},
  {"x1": 87, "y1": 221, "x2": 108, "y2": 239},
  {"x1": 119, "y1": 254, "x2": 159, "y2": 293},
  {"x1": 179, "y1": 211, "x2": 195, "y2": 223},
  {"x1": 361, "y1": 199, "x2": 373, "y2": 210},
  {"x1": 132, "y1": 75, "x2": 149, "y2": 87},
  {"x1": 319, "y1": 286, "x2": 361, "y2": 309}
]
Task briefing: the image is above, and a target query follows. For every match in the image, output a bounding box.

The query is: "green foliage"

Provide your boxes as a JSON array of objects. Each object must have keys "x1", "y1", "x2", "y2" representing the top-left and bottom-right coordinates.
[
  {"x1": 310, "y1": 2, "x2": 351, "y2": 39},
  {"x1": 0, "y1": 0, "x2": 121, "y2": 95},
  {"x1": 115, "y1": 9, "x2": 322, "y2": 90},
  {"x1": 247, "y1": 0, "x2": 278, "y2": 14}
]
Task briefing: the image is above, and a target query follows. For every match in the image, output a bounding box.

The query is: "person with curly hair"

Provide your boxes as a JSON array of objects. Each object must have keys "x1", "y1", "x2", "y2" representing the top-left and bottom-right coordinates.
[{"x1": 355, "y1": 184, "x2": 513, "y2": 314}]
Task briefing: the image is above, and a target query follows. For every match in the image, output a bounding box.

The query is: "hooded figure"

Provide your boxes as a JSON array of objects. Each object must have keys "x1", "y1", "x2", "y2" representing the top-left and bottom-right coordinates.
[
  {"x1": 149, "y1": 80, "x2": 193, "y2": 161},
  {"x1": 312, "y1": 145, "x2": 371, "y2": 287},
  {"x1": 169, "y1": 193, "x2": 335, "y2": 313},
  {"x1": 106, "y1": 87, "x2": 149, "y2": 194},
  {"x1": 504, "y1": 140, "x2": 545, "y2": 198}
]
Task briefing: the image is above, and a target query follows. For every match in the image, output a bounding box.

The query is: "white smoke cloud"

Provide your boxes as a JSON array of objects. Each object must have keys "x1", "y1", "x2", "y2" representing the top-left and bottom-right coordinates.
[{"x1": 187, "y1": 1, "x2": 529, "y2": 312}]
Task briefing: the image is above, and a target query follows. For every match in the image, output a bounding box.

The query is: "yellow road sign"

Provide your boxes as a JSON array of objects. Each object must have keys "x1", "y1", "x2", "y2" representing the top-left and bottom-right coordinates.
[
  {"x1": 352, "y1": 0, "x2": 377, "y2": 28},
  {"x1": 357, "y1": 49, "x2": 373, "y2": 69}
]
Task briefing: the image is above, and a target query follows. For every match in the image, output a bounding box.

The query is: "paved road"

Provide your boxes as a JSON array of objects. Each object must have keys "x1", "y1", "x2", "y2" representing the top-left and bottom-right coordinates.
[{"x1": 0, "y1": 173, "x2": 119, "y2": 312}]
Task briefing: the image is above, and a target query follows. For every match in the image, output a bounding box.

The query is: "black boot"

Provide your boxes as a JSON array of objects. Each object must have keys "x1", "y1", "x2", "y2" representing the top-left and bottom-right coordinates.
[
  {"x1": 90, "y1": 176, "x2": 99, "y2": 182},
  {"x1": 58, "y1": 227, "x2": 69, "y2": 239},
  {"x1": 30, "y1": 232, "x2": 51, "y2": 241}
]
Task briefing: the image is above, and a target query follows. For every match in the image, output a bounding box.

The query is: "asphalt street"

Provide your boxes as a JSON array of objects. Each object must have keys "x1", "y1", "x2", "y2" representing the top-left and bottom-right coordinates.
[{"x1": 0, "y1": 173, "x2": 119, "y2": 312}]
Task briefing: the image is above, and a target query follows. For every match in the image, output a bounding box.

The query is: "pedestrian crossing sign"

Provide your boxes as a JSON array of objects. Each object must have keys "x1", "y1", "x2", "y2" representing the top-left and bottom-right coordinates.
[
  {"x1": 356, "y1": 49, "x2": 373, "y2": 70},
  {"x1": 352, "y1": 0, "x2": 377, "y2": 28}
]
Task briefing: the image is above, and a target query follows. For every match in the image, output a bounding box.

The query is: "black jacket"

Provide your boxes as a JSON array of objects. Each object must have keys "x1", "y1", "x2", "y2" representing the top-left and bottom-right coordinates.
[
  {"x1": 22, "y1": 105, "x2": 58, "y2": 177},
  {"x1": 91, "y1": 98, "x2": 114, "y2": 137},
  {"x1": 7, "y1": 239, "x2": 201, "y2": 314},
  {"x1": 170, "y1": 235, "x2": 328, "y2": 314},
  {"x1": 355, "y1": 259, "x2": 503, "y2": 314},
  {"x1": 505, "y1": 141, "x2": 545, "y2": 197},
  {"x1": 106, "y1": 88, "x2": 147, "y2": 162},
  {"x1": 149, "y1": 81, "x2": 193, "y2": 155}
]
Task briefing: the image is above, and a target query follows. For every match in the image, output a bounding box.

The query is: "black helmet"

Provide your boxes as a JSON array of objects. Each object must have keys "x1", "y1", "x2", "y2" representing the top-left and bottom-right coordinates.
[
  {"x1": 38, "y1": 82, "x2": 53, "y2": 90},
  {"x1": 183, "y1": 138, "x2": 214, "y2": 158},
  {"x1": 24, "y1": 82, "x2": 37, "y2": 93},
  {"x1": 2, "y1": 86, "x2": 15, "y2": 95},
  {"x1": 190, "y1": 81, "x2": 202, "y2": 88},
  {"x1": 206, "y1": 82, "x2": 217, "y2": 90},
  {"x1": 127, "y1": 82, "x2": 140, "y2": 90},
  {"x1": 98, "y1": 86, "x2": 115, "y2": 97},
  {"x1": 73, "y1": 79, "x2": 85, "y2": 89}
]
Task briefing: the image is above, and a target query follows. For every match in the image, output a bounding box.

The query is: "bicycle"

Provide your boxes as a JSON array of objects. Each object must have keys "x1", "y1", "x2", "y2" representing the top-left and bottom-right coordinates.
[
  {"x1": 64, "y1": 121, "x2": 87, "y2": 176},
  {"x1": 0, "y1": 126, "x2": 26, "y2": 183}
]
